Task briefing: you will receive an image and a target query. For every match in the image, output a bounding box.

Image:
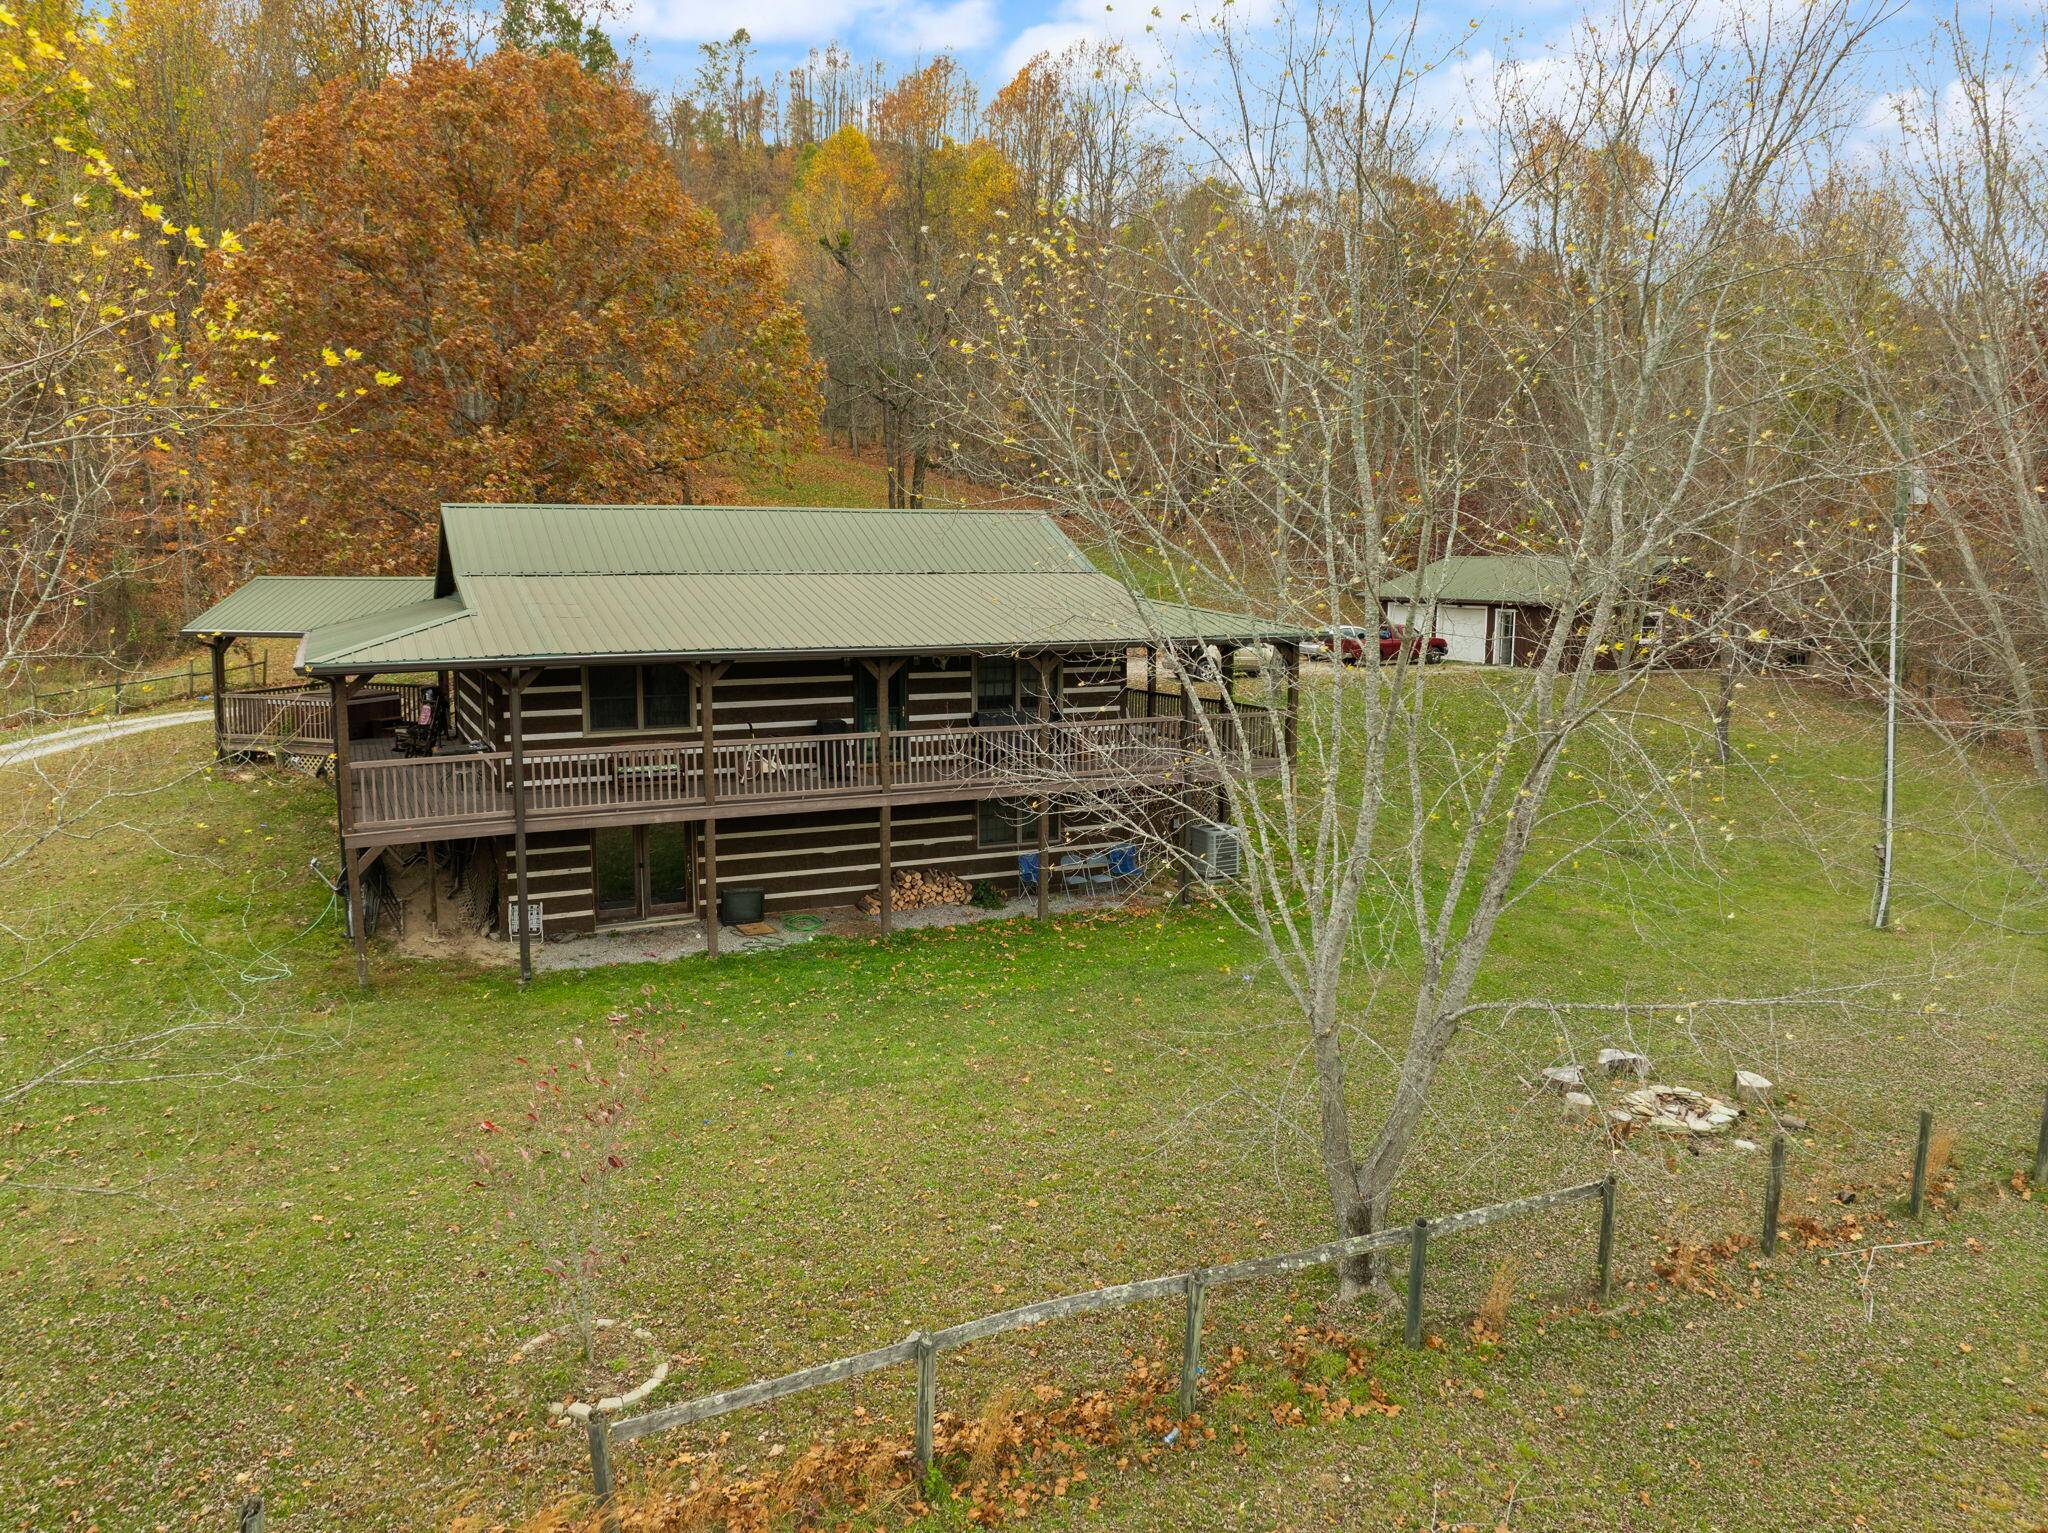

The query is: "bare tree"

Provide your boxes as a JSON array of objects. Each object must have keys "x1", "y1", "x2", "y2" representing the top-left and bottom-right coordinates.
[
  {"x1": 959, "y1": 0, "x2": 1891, "y2": 1294},
  {"x1": 476, "y1": 1030, "x2": 658, "y2": 1361},
  {"x1": 1810, "y1": 19, "x2": 2048, "y2": 918}
]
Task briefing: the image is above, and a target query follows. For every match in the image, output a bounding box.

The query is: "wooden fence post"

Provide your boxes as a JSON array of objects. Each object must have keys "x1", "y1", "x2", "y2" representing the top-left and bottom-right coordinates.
[
  {"x1": 913, "y1": 1332, "x2": 936, "y2": 1476},
  {"x1": 1403, "y1": 1219, "x2": 1428, "y2": 1349},
  {"x1": 1177, "y1": 1268, "x2": 1208, "y2": 1418},
  {"x1": 237, "y1": 1494, "x2": 264, "y2": 1533},
  {"x1": 2033, "y1": 1087, "x2": 2048, "y2": 1188},
  {"x1": 1762, "y1": 1135, "x2": 1786, "y2": 1255},
  {"x1": 587, "y1": 1416, "x2": 618, "y2": 1533},
  {"x1": 1909, "y1": 1108, "x2": 1932, "y2": 1219},
  {"x1": 111, "y1": 677, "x2": 122, "y2": 716},
  {"x1": 1595, "y1": 1174, "x2": 1617, "y2": 1303}
]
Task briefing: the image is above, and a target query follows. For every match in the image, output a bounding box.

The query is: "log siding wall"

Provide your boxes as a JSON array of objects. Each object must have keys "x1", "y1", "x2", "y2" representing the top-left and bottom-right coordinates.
[
  {"x1": 450, "y1": 652, "x2": 1133, "y2": 752},
  {"x1": 487, "y1": 797, "x2": 1133, "y2": 935},
  {"x1": 448, "y1": 649, "x2": 1140, "y2": 936}
]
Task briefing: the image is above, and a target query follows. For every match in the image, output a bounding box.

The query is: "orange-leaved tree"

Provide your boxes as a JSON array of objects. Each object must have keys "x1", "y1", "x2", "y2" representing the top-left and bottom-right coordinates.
[{"x1": 198, "y1": 48, "x2": 820, "y2": 574}]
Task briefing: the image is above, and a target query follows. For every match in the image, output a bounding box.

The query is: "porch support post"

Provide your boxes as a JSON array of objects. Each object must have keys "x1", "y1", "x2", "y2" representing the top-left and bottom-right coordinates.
[
  {"x1": 1034, "y1": 656, "x2": 1054, "y2": 920},
  {"x1": 864, "y1": 658, "x2": 906, "y2": 936},
  {"x1": 346, "y1": 846, "x2": 376, "y2": 988},
  {"x1": 509, "y1": 668, "x2": 535, "y2": 984},
  {"x1": 1282, "y1": 641, "x2": 1301, "y2": 765},
  {"x1": 210, "y1": 636, "x2": 230, "y2": 757},
  {"x1": 1177, "y1": 664, "x2": 1211, "y2": 852},
  {"x1": 1146, "y1": 645, "x2": 1157, "y2": 716},
  {"x1": 695, "y1": 663, "x2": 730, "y2": 955},
  {"x1": 330, "y1": 674, "x2": 366, "y2": 982}
]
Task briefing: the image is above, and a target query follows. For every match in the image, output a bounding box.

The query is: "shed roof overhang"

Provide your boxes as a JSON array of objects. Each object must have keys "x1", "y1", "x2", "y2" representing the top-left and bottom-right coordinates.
[{"x1": 181, "y1": 576, "x2": 439, "y2": 639}]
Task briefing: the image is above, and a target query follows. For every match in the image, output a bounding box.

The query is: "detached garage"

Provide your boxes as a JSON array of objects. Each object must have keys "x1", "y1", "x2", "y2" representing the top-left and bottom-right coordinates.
[{"x1": 1380, "y1": 555, "x2": 1574, "y2": 668}]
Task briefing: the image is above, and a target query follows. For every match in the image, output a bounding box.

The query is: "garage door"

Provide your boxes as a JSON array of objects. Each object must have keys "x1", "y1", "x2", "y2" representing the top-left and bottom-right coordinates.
[
  {"x1": 1386, "y1": 602, "x2": 1489, "y2": 663},
  {"x1": 1432, "y1": 604, "x2": 1489, "y2": 663}
]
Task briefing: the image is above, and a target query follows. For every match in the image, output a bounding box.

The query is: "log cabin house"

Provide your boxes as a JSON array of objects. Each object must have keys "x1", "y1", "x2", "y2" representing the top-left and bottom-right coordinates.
[{"x1": 185, "y1": 503, "x2": 1303, "y2": 980}]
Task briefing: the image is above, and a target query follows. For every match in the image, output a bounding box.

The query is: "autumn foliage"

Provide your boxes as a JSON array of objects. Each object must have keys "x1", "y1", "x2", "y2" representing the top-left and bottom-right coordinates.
[{"x1": 198, "y1": 50, "x2": 820, "y2": 574}]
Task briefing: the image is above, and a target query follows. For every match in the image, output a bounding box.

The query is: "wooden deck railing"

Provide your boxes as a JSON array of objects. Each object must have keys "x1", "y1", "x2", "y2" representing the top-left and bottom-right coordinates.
[
  {"x1": 347, "y1": 712, "x2": 1283, "y2": 840},
  {"x1": 220, "y1": 686, "x2": 334, "y2": 750},
  {"x1": 219, "y1": 682, "x2": 427, "y2": 752}
]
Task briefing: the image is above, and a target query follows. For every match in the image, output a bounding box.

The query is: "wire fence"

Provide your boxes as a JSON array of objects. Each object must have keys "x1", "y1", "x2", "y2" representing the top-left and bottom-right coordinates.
[
  {"x1": 1, "y1": 654, "x2": 269, "y2": 731},
  {"x1": 217, "y1": 1090, "x2": 2048, "y2": 1531},
  {"x1": 578, "y1": 1176, "x2": 1618, "y2": 1524},
  {"x1": 574, "y1": 1089, "x2": 2048, "y2": 1530}
]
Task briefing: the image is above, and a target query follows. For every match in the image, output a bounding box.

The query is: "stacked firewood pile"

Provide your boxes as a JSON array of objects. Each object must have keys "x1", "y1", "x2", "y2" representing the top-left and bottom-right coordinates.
[{"x1": 859, "y1": 869, "x2": 972, "y2": 913}]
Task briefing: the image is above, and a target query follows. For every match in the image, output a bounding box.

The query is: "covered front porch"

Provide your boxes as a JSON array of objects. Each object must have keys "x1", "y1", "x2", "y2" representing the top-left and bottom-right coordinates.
[
  {"x1": 338, "y1": 706, "x2": 1282, "y2": 845},
  {"x1": 315, "y1": 650, "x2": 1296, "y2": 985}
]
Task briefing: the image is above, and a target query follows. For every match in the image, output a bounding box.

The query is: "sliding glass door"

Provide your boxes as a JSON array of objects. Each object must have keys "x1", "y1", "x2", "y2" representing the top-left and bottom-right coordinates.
[{"x1": 594, "y1": 824, "x2": 695, "y2": 925}]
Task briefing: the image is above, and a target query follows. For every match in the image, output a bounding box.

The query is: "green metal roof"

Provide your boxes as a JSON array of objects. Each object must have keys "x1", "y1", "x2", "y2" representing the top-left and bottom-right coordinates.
[
  {"x1": 181, "y1": 576, "x2": 437, "y2": 638},
  {"x1": 1379, "y1": 555, "x2": 1577, "y2": 606},
  {"x1": 190, "y1": 504, "x2": 1300, "y2": 672},
  {"x1": 439, "y1": 503, "x2": 1098, "y2": 577}
]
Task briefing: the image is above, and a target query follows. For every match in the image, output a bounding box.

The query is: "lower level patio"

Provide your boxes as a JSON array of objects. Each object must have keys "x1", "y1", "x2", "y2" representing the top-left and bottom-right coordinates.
[{"x1": 381, "y1": 884, "x2": 1159, "y2": 972}]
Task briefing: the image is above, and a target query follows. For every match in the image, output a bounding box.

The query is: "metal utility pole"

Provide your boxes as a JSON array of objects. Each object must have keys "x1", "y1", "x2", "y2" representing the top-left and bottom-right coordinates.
[{"x1": 1873, "y1": 456, "x2": 1926, "y2": 930}]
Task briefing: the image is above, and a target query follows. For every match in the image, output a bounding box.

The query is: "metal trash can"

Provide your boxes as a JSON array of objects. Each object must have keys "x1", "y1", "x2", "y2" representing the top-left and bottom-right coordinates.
[{"x1": 719, "y1": 886, "x2": 766, "y2": 925}]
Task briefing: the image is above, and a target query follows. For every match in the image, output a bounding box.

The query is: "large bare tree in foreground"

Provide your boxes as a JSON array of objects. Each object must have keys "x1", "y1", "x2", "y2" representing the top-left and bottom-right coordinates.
[{"x1": 961, "y1": 0, "x2": 1897, "y2": 1293}]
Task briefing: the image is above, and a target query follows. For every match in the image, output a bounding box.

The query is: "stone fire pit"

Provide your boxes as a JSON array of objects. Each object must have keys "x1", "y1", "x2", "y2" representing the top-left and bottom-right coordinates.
[{"x1": 1612, "y1": 1084, "x2": 1743, "y2": 1135}]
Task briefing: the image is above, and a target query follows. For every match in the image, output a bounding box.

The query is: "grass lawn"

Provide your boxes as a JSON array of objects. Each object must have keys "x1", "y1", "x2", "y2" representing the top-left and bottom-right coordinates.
[{"x1": 1, "y1": 667, "x2": 2043, "y2": 1531}]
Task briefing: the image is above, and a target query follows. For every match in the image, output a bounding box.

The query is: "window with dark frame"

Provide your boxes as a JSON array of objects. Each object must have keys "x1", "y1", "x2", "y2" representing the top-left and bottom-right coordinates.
[
  {"x1": 587, "y1": 665, "x2": 639, "y2": 732},
  {"x1": 975, "y1": 655, "x2": 1063, "y2": 714},
  {"x1": 978, "y1": 796, "x2": 1051, "y2": 849},
  {"x1": 643, "y1": 664, "x2": 691, "y2": 728},
  {"x1": 975, "y1": 656, "x2": 1017, "y2": 713},
  {"x1": 586, "y1": 664, "x2": 694, "y2": 733}
]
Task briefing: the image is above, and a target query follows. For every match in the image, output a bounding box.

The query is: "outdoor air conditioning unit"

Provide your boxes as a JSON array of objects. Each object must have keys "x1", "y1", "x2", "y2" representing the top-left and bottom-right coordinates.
[{"x1": 1183, "y1": 820, "x2": 1246, "y2": 880}]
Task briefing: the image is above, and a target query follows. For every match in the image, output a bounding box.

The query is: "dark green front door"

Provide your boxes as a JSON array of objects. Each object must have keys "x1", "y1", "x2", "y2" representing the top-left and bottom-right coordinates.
[{"x1": 853, "y1": 663, "x2": 908, "y2": 734}]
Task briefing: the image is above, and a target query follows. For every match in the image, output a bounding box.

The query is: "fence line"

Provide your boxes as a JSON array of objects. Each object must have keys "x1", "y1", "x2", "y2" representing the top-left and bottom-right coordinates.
[
  {"x1": 589, "y1": 1174, "x2": 1613, "y2": 1516},
  {"x1": 579, "y1": 1093, "x2": 2048, "y2": 1524},
  {"x1": 213, "y1": 1100, "x2": 2044, "y2": 1527},
  {"x1": 4, "y1": 655, "x2": 268, "y2": 729}
]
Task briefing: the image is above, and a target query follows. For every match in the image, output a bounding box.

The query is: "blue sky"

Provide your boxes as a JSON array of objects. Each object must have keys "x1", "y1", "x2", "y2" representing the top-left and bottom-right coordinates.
[
  {"x1": 613, "y1": 0, "x2": 1970, "y2": 109},
  {"x1": 619, "y1": 0, "x2": 1136, "y2": 93}
]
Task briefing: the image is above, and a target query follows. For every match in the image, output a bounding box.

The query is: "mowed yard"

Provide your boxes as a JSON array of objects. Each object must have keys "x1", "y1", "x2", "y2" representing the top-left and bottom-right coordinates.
[{"x1": 0, "y1": 666, "x2": 2044, "y2": 1531}]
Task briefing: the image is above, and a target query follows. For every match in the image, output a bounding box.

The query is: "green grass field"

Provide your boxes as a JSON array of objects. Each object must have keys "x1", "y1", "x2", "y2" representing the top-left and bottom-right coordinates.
[{"x1": 1, "y1": 662, "x2": 2043, "y2": 1531}]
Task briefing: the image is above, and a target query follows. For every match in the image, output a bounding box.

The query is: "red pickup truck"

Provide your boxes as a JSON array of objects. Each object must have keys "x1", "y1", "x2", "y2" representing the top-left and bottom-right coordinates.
[{"x1": 1326, "y1": 624, "x2": 1448, "y2": 665}]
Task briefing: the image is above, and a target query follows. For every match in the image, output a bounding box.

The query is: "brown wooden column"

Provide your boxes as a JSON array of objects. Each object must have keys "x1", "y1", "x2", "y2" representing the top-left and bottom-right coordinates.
[
  {"x1": 1146, "y1": 646, "x2": 1158, "y2": 716},
  {"x1": 209, "y1": 636, "x2": 230, "y2": 757},
  {"x1": 1282, "y1": 640, "x2": 1301, "y2": 765},
  {"x1": 864, "y1": 658, "x2": 906, "y2": 936},
  {"x1": 346, "y1": 846, "x2": 377, "y2": 985},
  {"x1": 1034, "y1": 656, "x2": 1054, "y2": 919},
  {"x1": 509, "y1": 668, "x2": 534, "y2": 984},
  {"x1": 330, "y1": 674, "x2": 366, "y2": 985},
  {"x1": 695, "y1": 662, "x2": 730, "y2": 955}
]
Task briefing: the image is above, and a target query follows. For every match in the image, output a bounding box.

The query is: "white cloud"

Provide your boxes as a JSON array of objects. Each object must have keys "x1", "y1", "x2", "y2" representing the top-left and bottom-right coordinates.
[
  {"x1": 624, "y1": 0, "x2": 996, "y2": 51},
  {"x1": 997, "y1": 19, "x2": 1106, "y2": 78},
  {"x1": 623, "y1": 0, "x2": 867, "y2": 46},
  {"x1": 901, "y1": 0, "x2": 1000, "y2": 52}
]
